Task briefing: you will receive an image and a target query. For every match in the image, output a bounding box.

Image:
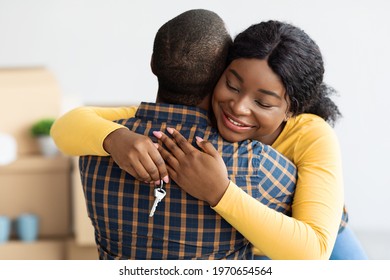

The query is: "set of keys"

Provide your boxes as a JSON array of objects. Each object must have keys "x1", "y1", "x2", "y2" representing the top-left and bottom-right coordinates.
[{"x1": 149, "y1": 180, "x2": 166, "y2": 217}]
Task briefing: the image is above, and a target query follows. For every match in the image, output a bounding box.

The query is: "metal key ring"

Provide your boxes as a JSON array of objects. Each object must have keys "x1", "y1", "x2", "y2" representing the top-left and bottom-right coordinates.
[{"x1": 158, "y1": 179, "x2": 164, "y2": 190}]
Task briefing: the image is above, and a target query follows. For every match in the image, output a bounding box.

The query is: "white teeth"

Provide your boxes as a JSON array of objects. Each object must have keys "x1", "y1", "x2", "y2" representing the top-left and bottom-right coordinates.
[{"x1": 227, "y1": 116, "x2": 245, "y2": 127}]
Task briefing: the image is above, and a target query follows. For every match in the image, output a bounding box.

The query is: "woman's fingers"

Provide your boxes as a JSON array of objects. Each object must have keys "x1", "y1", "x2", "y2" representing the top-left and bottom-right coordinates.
[
  {"x1": 105, "y1": 128, "x2": 169, "y2": 183},
  {"x1": 118, "y1": 156, "x2": 159, "y2": 183},
  {"x1": 195, "y1": 137, "x2": 228, "y2": 177},
  {"x1": 155, "y1": 133, "x2": 230, "y2": 206},
  {"x1": 195, "y1": 137, "x2": 218, "y2": 157},
  {"x1": 155, "y1": 143, "x2": 180, "y2": 172},
  {"x1": 145, "y1": 150, "x2": 169, "y2": 183},
  {"x1": 152, "y1": 130, "x2": 186, "y2": 159},
  {"x1": 166, "y1": 127, "x2": 197, "y2": 155}
]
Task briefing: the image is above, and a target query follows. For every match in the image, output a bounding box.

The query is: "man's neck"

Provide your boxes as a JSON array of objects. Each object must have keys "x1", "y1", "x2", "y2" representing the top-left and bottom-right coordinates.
[
  {"x1": 155, "y1": 93, "x2": 211, "y2": 111},
  {"x1": 196, "y1": 95, "x2": 211, "y2": 111}
]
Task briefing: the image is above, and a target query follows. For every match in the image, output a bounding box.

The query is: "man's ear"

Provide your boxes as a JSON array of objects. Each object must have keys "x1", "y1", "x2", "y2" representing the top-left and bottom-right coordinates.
[{"x1": 150, "y1": 54, "x2": 156, "y2": 75}]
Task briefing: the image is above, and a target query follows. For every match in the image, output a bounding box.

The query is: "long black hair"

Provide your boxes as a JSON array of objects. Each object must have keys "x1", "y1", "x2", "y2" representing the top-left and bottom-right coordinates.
[{"x1": 228, "y1": 20, "x2": 341, "y2": 126}]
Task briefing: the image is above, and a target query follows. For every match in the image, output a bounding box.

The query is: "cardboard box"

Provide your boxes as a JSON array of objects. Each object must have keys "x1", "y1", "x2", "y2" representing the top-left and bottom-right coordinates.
[
  {"x1": 0, "y1": 239, "x2": 66, "y2": 260},
  {"x1": 65, "y1": 238, "x2": 98, "y2": 260},
  {"x1": 0, "y1": 156, "x2": 71, "y2": 237},
  {"x1": 0, "y1": 67, "x2": 61, "y2": 156},
  {"x1": 0, "y1": 67, "x2": 97, "y2": 259}
]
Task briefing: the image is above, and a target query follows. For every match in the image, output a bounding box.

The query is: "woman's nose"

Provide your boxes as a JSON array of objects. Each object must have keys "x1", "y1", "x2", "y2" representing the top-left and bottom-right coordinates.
[{"x1": 229, "y1": 96, "x2": 251, "y2": 116}]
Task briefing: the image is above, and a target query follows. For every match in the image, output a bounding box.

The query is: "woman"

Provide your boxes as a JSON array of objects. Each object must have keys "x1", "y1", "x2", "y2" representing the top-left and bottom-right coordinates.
[{"x1": 51, "y1": 20, "x2": 367, "y2": 259}]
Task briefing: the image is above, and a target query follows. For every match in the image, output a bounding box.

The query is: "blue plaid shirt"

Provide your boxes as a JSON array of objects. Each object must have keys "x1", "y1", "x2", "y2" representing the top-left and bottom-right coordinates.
[{"x1": 79, "y1": 102, "x2": 297, "y2": 259}]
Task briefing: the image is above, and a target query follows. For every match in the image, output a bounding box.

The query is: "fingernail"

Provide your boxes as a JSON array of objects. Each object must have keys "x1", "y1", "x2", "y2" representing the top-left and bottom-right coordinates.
[
  {"x1": 153, "y1": 143, "x2": 159, "y2": 148},
  {"x1": 166, "y1": 127, "x2": 174, "y2": 134},
  {"x1": 163, "y1": 175, "x2": 169, "y2": 183},
  {"x1": 195, "y1": 136, "x2": 204, "y2": 142},
  {"x1": 154, "y1": 180, "x2": 161, "y2": 186},
  {"x1": 152, "y1": 131, "x2": 163, "y2": 138}
]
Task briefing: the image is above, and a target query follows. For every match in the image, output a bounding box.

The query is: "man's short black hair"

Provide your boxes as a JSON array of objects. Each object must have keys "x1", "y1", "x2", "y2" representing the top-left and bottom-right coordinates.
[{"x1": 152, "y1": 9, "x2": 232, "y2": 106}]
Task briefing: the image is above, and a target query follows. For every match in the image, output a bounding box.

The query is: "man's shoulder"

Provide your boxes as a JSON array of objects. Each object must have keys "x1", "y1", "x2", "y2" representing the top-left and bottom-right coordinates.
[
  {"x1": 115, "y1": 102, "x2": 211, "y2": 128},
  {"x1": 209, "y1": 136, "x2": 267, "y2": 153}
]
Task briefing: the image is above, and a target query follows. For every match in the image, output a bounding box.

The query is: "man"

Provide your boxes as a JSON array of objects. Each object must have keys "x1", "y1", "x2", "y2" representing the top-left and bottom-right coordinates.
[{"x1": 59, "y1": 9, "x2": 297, "y2": 259}]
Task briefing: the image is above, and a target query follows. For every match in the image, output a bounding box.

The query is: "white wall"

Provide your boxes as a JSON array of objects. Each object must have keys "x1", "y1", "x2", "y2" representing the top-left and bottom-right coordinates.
[{"x1": 1, "y1": 0, "x2": 389, "y2": 232}]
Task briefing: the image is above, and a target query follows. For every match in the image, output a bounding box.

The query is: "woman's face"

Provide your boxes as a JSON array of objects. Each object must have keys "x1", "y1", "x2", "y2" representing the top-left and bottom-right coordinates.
[{"x1": 212, "y1": 58, "x2": 290, "y2": 145}]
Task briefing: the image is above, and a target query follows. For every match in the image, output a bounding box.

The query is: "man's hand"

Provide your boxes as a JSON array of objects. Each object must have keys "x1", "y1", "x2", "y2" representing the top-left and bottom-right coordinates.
[
  {"x1": 153, "y1": 128, "x2": 230, "y2": 207},
  {"x1": 103, "y1": 128, "x2": 169, "y2": 183}
]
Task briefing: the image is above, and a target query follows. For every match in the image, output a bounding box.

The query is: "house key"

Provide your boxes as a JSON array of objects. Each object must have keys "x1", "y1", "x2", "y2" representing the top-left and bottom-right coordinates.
[{"x1": 149, "y1": 181, "x2": 166, "y2": 217}]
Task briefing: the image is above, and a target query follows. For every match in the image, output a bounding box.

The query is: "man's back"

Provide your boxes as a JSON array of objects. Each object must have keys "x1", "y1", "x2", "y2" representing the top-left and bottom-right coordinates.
[{"x1": 79, "y1": 102, "x2": 296, "y2": 259}]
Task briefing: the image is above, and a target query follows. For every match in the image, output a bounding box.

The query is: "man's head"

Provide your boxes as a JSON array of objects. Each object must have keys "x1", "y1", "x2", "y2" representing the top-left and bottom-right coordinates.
[{"x1": 151, "y1": 9, "x2": 232, "y2": 107}]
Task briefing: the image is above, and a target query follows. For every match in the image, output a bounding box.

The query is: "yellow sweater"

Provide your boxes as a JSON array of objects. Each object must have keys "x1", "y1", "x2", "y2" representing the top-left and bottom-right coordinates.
[{"x1": 51, "y1": 107, "x2": 344, "y2": 259}]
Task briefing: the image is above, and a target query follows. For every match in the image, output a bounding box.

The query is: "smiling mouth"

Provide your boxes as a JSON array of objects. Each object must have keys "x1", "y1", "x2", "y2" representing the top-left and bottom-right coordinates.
[
  {"x1": 227, "y1": 116, "x2": 246, "y2": 127},
  {"x1": 222, "y1": 111, "x2": 254, "y2": 129}
]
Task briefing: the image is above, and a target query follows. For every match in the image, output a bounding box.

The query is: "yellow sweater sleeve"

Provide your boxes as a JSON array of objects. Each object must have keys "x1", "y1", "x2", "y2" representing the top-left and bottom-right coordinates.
[
  {"x1": 213, "y1": 115, "x2": 344, "y2": 259},
  {"x1": 50, "y1": 106, "x2": 137, "y2": 156}
]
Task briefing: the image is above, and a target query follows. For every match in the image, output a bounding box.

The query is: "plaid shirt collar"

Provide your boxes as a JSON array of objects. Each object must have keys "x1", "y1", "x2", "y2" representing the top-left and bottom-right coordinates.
[{"x1": 135, "y1": 102, "x2": 211, "y2": 127}]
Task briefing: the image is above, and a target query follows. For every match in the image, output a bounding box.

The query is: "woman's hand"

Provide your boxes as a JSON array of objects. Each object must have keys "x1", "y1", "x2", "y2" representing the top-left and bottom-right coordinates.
[
  {"x1": 103, "y1": 128, "x2": 169, "y2": 183},
  {"x1": 153, "y1": 127, "x2": 230, "y2": 207}
]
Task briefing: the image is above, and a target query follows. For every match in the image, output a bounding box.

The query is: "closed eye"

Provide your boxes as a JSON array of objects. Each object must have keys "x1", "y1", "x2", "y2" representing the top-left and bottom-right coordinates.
[
  {"x1": 255, "y1": 100, "x2": 273, "y2": 109},
  {"x1": 226, "y1": 80, "x2": 239, "y2": 93}
]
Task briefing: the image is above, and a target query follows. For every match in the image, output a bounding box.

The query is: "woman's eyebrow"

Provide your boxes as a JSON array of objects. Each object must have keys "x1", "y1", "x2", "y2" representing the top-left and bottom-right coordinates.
[
  {"x1": 229, "y1": 69, "x2": 281, "y2": 99},
  {"x1": 228, "y1": 69, "x2": 243, "y2": 82},
  {"x1": 258, "y1": 89, "x2": 281, "y2": 99}
]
